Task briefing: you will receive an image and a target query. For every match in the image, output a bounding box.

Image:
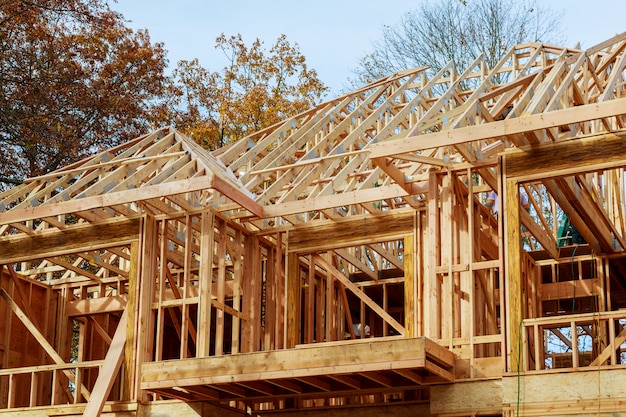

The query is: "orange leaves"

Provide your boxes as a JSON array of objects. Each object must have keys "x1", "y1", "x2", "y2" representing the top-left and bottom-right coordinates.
[
  {"x1": 172, "y1": 33, "x2": 329, "y2": 150},
  {"x1": 0, "y1": 1, "x2": 171, "y2": 182}
]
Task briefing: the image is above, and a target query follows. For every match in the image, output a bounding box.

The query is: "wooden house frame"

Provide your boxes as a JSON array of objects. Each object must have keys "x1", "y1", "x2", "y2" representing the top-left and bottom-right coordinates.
[{"x1": 1, "y1": 32, "x2": 626, "y2": 417}]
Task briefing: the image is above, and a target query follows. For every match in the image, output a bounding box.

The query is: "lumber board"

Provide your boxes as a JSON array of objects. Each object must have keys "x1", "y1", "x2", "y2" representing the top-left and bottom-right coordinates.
[
  {"x1": 196, "y1": 211, "x2": 214, "y2": 357},
  {"x1": 431, "y1": 379, "x2": 502, "y2": 414},
  {"x1": 261, "y1": 183, "x2": 417, "y2": 219},
  {"x1": 210, "y1": 174, "x2": 263, "y2": 218},
  {"x1": 123, "y1": 240, "x2": 139, "y2": 401},
  {"x1": 82, "y1": 308, "x2": 127, "y2": 417},
  {"x1": 404, "y1": 233, "x2": 417, "y2": 337},
  {"x1": 141, "y1": 336, "x2": 453, "y2": 388},
  {"x1": 286, "y1": 252, "x2": 300, "y2": 348},
  {"x1": 312, "y1": 253, "x2": 405, "y2": 336},
  {"x1": 590, "y1": 326, "x2": 626, "y2": 366},
  {"x1": 505, "y1": 178, "x2": 523, "y2": 373},
  {"x1": 66, "y1": 295, "x2": 128, "y2": 317},
  {"x1": 0, "y1": 287, "x2": 92, "y2": 401},
  {"x1": 505, "y1": 131, "x2": 626, "y2": 181},
  {"x1": 0, "y1": 218, "x2": 140, "y2": 263},
  {"x1": 0, "y1": 176, "x2": 214, "y2": 225},
  {"x1": 370, "y1": 97, "x2": 626, "y2": 158},
  {"x1": 288, "y1": 209, "x2": 415, "y2": 253},
  {"x1": 539, "y1": 278, "x2": 601, "y2": 301},
  {"x1": 502, "y1": 368, "x2": 626, "y2": 405}
]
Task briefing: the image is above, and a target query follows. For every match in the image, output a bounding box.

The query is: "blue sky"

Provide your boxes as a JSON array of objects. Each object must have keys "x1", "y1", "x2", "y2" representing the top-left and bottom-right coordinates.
[{"x1": 113, "y1": 0, "x2": 625, "y2": 95}]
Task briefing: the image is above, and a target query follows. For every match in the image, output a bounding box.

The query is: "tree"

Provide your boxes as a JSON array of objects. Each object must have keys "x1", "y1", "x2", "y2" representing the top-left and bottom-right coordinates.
[
  {"x1": 171, "y1": 33, "x2": 328, "y2": 150},
  {"x1": 0, "y1": 0, "x2": 171, "y2": 183},
  {"x1": 351, "y1": 0, "x2": 563, "y2": 86}
]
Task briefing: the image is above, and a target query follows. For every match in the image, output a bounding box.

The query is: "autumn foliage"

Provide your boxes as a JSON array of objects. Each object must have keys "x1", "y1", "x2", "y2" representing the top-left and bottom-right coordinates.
[
  {"x1": 0, "y1": 2, "x2": 328, "y2": 183},
  {"x1": 171, "y1": 34, "x2": 328, "y2": 150},
  {"x1": 0, "y1": 0, "x2": 172, "y2": 182}
]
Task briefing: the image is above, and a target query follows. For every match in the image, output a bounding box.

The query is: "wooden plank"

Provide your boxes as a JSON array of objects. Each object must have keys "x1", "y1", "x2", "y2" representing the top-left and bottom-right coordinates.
[
  {"x1": 369, "y1": 97, "x2": 626, "y2": 158},
  {"x1": 502, "y1": 367, "x2": 626, "y2": 406},
  {"x1": 123, "y1": 241, "x2": 139, "y2": 401},
  {"x1": 431, "y1": 380, "x2": 502, "y2": 414},
  {"x1": 196, "y1": 211, "x2": 214, "y2": 357},
  {"x1": 0, "y1": 176, "x2": 214, "y2": 225},
  {"x1": 425, "y1": 170, "x2": 440, "y2": 338},
  {"x1": 231, "y1": 228, "x2": 243, "y2": 354},
  {"x1": 0, "y1": 218, "x2": 140, "y2": 263},
  {"x1": 505, "y1": 132, "x2": 626, "y2": 181},
  {"x1": 288, "y1": 209, "x2": 415, "y2": 253},
  {"x1": 214, "y1": 219, "x2": 227, "y2": 355},
  {"x1": 180, "y1": 215, "x2": 193, "y2": 359},
  {"x1": 505, "y1": 178, "x2": 523, "y2": 373},
  {"x1": 261, "y1": 183, "x2": 417, "y2": 219},
  {"x1": 312, "y1": 254, "x2": 405, "y2": 336},
  {"x1": 324, "y1": 252, "x2": 334, "y2": 342},
  {"x1": 540, "y1": 278, "x2": 601, "y2": 301},
  {"x1": 82, "y1": 309, "x2": 128, "y2": 417},
  {"x1": 66, "y1": 295, "x2": 128, "y2": 317},
  {"x1": 286, "y1": 252, "x2": 300, "y2": 348},
  {"x1": 371, "y1": 157, "x2": 427, "y2": 195},
  {"x1": 0, "y1": 287, "x2": 91, "y2": 401},
  {"x1": 404, "y1": 233, "x2": 416, "y2": 337},
  {"x1": 590, "y1": 326, "x2": 626, "y2": 366},
  {"x1": 88, "y1": 316, "x2": 113, "y2": 346},
  {"x1": 210, "y1": 174, "x2": 263, "y2": 218},
  {"x1": 135, "y1": 215, "x2": 158, "y2": 403},
  {"x1": 141, "y1": 337, "x2": 448, "y2": 388}
]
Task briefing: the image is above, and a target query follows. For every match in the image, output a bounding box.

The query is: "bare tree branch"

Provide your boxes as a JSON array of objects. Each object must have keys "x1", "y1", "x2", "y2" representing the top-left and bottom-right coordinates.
[{"x1": 349, "y1": 0, "x2": 564, "y2": 87}]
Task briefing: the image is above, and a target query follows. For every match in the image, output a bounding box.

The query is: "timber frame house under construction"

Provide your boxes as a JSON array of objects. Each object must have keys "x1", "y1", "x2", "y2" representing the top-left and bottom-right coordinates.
[{"x1": 2, "y1": 32, "x2": 626, "y2": 417}]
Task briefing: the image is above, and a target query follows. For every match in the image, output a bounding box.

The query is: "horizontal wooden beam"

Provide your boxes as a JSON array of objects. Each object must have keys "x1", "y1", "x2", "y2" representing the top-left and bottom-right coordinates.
[
  {"x1": 0, "y1": 218, "x2": 140, "y2": 263},
  {"x1": 370, "y1": 97, "x2": 626, "y2": 158},
  {"x1": 211, "y1": 174, "x2": 263, "y2": 218},
  {"x1": 288, "y1": 210, "x2": 415, "y2": 253},
  {"x1": 0, "y1": 176, "x2": 214, "y2": 225},
  {"x1": 504, "y1": 131, "x2": 626, "y2": 181},
  {"x1": 262, "y1": 183, "x2": 419, "y2": 219},
  {"x1": 540, "y1": 278, "x2": 601, "y2": 301},
  {"x1": 66, "y1": 295, "x2": 128, "y2": 317},
  {"x1": 141, "y1": 337, "x2": 453, "y2": 389}
]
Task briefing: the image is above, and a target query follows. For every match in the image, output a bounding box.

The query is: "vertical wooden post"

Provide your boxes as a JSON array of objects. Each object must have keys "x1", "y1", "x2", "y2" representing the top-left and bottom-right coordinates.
[
  {"x1": 316, "y1": 255, "x2": 325, "y2": 343},
  {"x1": 55, "y1": 284, "x2": 71, "y2": 405},
  {"x1": 265, "y1": 242, "x2": 276, "y2": 350},
  {"x1": 154, "y1": 220, "x2": 167, "y2": 362},
  {"x1": 197, "y1": 210, "x2": 214, "y2": 357},
  {"x1": 325, "y1": 252, "x2": 334, "y2": 342},
  {"x1": 215, "y1": 218, "x2": 227, "y2": 356},
  {"x1": 241, "y1": 234, "x2": 260, "y2": 353},
  {"x1": 123, "y1": 240, "x2": 138, "y2": 401},
  {"x1": 305, "y1": 254, "x2": 316, "y2": 343},
  {"x1": 417, "y1": 211, "x2": 424, "y2": 337},
  {"x1": 286, "y1": 252, "x2": 300, "y2": 348},
  {"x1": 505, "y1": 177, "x2": 522, "y2": 373},
  {"x1": 180, "y1": 216, "x2": 192, "y2": 359},
  {"x1": 441, "y1": 172, "x2": 453, "y2": 346},
  {"x1": 0, "y1": 266, "x2": 12, "y2": 408},
  {"x1": 127, "y1": 214, "x2": 157, "y2": 402},
  {"x1": 425, "y1": 170, "x2": 440, "y2": 339},
  {"x1": 276, "y1": 232, "x2": 285, "y2": 349},
  {"x1": 231, "y1": 228, "x2": 243, "y2": 354},
  {"x1": 404, "y1": 233, "x2": 416, "y2": 338},
  {"x1": 465, "y1": 168, "x2": 475, "y2": 374}
]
